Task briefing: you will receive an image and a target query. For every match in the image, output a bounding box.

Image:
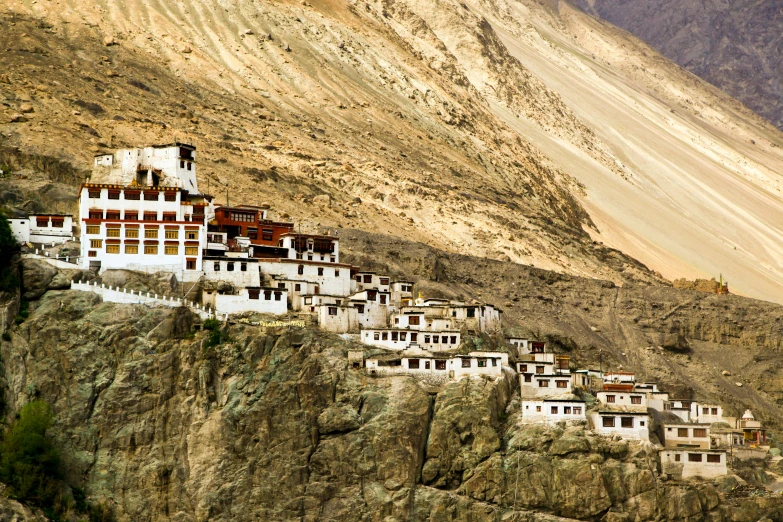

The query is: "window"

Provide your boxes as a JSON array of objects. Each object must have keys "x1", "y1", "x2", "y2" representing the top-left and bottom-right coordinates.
[
  {"x1": 162, "y1": 213, "x2": 176, "y2": 222},
  {"x1": 467, "y1": 307, "x2": 476, "y2": 318},
  {"x1": 640, "y1": 421, "x2": 645, "y2": 427},
  {"x1": 230, "y1": 212, "x2": 254, "y2": 222},
  {"x1": 380, "y1": 278, "x2": 389, "y2": 285},
  {"x1": 409, "y1": 315, "x2": 420, "y2": 325},
  {"x1": 551, "y1": 406, "x2": 558, "y2": 414},
  {"x1": 144, "y1": 212, "x2": 157, "y2": 221},
  {"x1": 187, "y1": 162, "x2": 192, "y2": 171},
  {"x1": 125, "y1": 244, "x2": 138, "y2": 254},
  {"x1": 410, "y1": 333, "x2": 417, "y2": 342},
  {"x1": 294, "y1": 284, "x2": 301, "y2": 292},
  {"x1": 536, "y1": 366, "x2": 544, "y2": 374},
  {"x1": 88, "y1": 189, "x2": 101, "y2": 198},
  {"x1": 355, "y1": 275, "x2": 361, "y2": 282},
  {"x1": 126, "y1": 229, "x2": 139, "y2": 238},
  {"x1": 185, "y1": 246, "x2": 198, "y2": 256},
  {"x1": 50, "y1": 219, "x2": 63, "y2": 228},
  {"x1": 707, "y1": 454, "x2": 721, "y2": 463},
  {"x1": 408, "y1": 358, "x2": 420, "y2": 369},
  {"x1": 213, "y1": 262, "x2": 220, "y2": 271},
  {"x1": 106, "y1": 228, "x2": 120, "y2": 237},
  {"x1": 108, "y1": 191, "x2": 120, "y2": 200},
  {"x1": 675, "y1": 454, "x2": 681, "y2": 462},
  {"x1": 357, "y1": 304, "x2": 365, "y2": 313},
  {"x1": 538, "y1": 380, "x2": 549, "y2": 387},
  {"x1": 380, "y1": 294, "x2": 387, "y2": 304},
  {"x1": 106, "y1": 244, "x2": 120, "y2": 254},
  {"x1": 519, "y1": 364, "x2": 528, "y2": 373},
  {"x1": 335, "y1": 269, "x2": 340, "y2": 277},
  {"x1": 477, "y1": 358, "x2": 486, "y2": 367},
  {"x1": 556, "y1": 381, "x2": 568, "y2": 388},
  {"x1": 298, "y1": 265, "x2": 304, "y2": 275},
  {"x1": 391, "y1": 332, "x2": 398, "y2": 341},
  {"x1": 606, "y1": 395, "x2": 616, "y2": 403},
  {"x1": 711, "y1": 408, "x2": 718, "y2": 415},
  {"x1": 688, "y1": 453, "x2": 703, "y2": 463},
  {"x1": 186, "y1": 259, "x2": 196, "y2": 270},
  {"x1": 451, "y1": 336, "x2": 457, "y2": 344},
  {"x1": 461, "y1": 359, "x2": 471, "y2": 368},
  {"x1": 433, "y1": 336, "x2": 439, "y2": 344},
  {"x1": 185, "y1": 230, "x2": 199, "y2": 240},
  {"x1": 603, "y1": 417, "x2": 615, "y2": 428},
  {"x1": 304, "y1": 297, "x2": 312, "y2": 305},
  {"x1": 573, "y1": 407, "x2": 582, "y2": 415},
  {"x1": 536, "y1": 406, "x2": 542, "y2": 412},
  {"x1": 164, "y1": 193, "x2": 176, "y2": 202},
  {"x1": 239, "y1": 263, "x2": 247, "y2": 272},
  {"x1": 382, "y1": 333, "x2": 388, "y2": 341},
  {"x1": 247, "y1": 288, "x2": 259, "y2": 300},
  {"x1": 693, "y1": 429, "x2": 707, "y2": 438},
  {"x1": 89, "y1": 210, "x2": 103, "y2": 219},
  {"x1": 144, "y1": 192, "x2": 159, "y2": 201},
  {"x1": 424, "y1": 335, "x2": 430, "y2": 343},
  {"x1": 264, "y1": 291, "x2": 272, "y2": 300},
  {"x1": 227, "y1": 263, "x2": 234, "y2": 272},
  {"x1": 106, "y1": 211, "x2": 120, "y2": 220},
  {"x1": 524, "y1": 375, "x2": 532, "y2": 382},
  {"x1": 435, "y1": 360, "x2": 446, "y2": 370},
  {"x1": 125, "y1": 191, "x2": 140, "y2": 200},
  {"x1": 86, "y1": 225, "x2": 100, "y2": 235},
  {"x1": 621, "y1": 417, "x2": 634, "y2": 428},
  {"x1": 367, "y1": 290, "x2": 377, "y2": 301},
  {"x1": 564, "y1": 407, "x2": 572, "y2": 414},
  {"x1": 144, "y1": 244, "x2": 158, "y2": 255},
  {"x1": 125, "y1": 211, "x2": 138, "y2": 221},
  {"x1": 703, "y1": 407, "x2": 709, "y2": 415},
  {"x1": 262, "y1": 229, "x2": 274, "y2": 241},
  {"x1": 318, "y1": 267, "x2": 324, "y2": 276},
  {"x1": 165, "y1": 229, "x2": 179, "y2": 239},
  {"x1": 631, "y1": 396, "x2": 642, "y2": 404},
  {"x1": 145, "y1": 228, "x2": 159, "y2": 238},
  {"x1": 165, "y1": 245, "x2": 178, "y2": 255},
  {"x1": 90, "y1": 239, "x2": 102, "y2": 249},
  {"x1": 88, "y1": 250, "x2": 97, "y2": 257},
  {"x1": 363, "y1": 274, "x2": 372, "y2": 283},
  {"x1": 328, "y1": 307, "x2": 337, "y2": 316},
  {"x1": 678, "y1": 428, "x2": 689, "y2": 437}
]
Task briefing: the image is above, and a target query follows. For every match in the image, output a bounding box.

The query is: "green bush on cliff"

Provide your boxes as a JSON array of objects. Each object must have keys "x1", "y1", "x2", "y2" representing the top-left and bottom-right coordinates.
[
  {"x1": 0, "y1": 212, "x2": 20, "y2": 292},
  {"x1": 203, "y1": 318, "x2": 228, "y2": 348},
  {"x1": 0, "y1": 400, "x2": 62, "y2": 507}
]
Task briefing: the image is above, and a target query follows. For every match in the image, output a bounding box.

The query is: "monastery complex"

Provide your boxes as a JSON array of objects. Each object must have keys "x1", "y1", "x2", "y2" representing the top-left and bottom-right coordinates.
[{"x1": 10, "y1": 143, "x2": 770, "y2": 483}]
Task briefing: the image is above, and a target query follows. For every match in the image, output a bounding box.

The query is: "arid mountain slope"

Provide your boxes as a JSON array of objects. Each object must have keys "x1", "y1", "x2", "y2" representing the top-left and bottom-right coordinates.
[
  {"x1": 575, "y1": 0, "x2": 783, "y2": 131},
  {"x1": 3, "y1": 0, "x2": 783, "y2": 302}
]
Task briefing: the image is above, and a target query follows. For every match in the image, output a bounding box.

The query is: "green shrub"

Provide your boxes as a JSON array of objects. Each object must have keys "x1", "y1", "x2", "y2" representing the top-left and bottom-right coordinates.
[
  {"x1": 0, "y1": 400, "x2": 62, "y2": 507},
  {"x1": 2, "y1": 331, "x2": 10, "y2": 341},
  {"x1": 14, "y1": 316, "x2": 24, "y2": 325},
  {"x1": 203, "y1": 318, "x2": 220, "y2": 331}
]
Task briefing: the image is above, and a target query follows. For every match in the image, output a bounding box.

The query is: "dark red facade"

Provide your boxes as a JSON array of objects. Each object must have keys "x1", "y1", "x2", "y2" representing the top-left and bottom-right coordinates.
[{"x1": 211, "y1": 206, "x2": 293, "y2": 246}]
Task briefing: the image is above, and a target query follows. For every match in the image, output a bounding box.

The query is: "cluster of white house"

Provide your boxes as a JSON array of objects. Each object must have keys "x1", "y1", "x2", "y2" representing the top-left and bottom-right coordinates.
[
  {"x1": 14, "y1": 144, "x2": 503, "y2": 356},
  {"x1": 514, "y1": 339, "x2": 769, "y2": 481}
]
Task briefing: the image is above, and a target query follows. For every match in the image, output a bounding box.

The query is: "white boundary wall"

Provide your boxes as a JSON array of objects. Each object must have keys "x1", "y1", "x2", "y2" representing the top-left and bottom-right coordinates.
[{"x1": 70, "y1": 280, "x2": 214, "y2": 319}]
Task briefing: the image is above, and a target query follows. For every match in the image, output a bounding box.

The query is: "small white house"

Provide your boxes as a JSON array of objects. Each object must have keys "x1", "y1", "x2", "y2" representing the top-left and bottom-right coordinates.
[
  {"x1": 10, "y1": 214, "x2": 75, "y2": 245},
  {"x1": 202, "y1": 286, "x2": 288, "y2": 315},
  {"x1": 660, "y1": 423, "x2": 711, "y2": 449},
  {"x1": 507, "y1": 338, "x2": 529, "y2": 352},
  {"x1": 603, "y1": 371, "x2": 636, "y2": 385},
  {"x1": 257, "y1": 258, "x2": 353, "y2": 296},
  {"x1": 521, "y1": 399, "x2": 586, "y2": 424},
  {"x1": 691, "y1": 403, "x2": 724, "y2": 424},
  {"x1": 360, "y1": 329, "x2": 461, "y2": 351},
  {"x1": 596, "y1": 391, "x2": 648, "y2": 409},
  {"x1": 664, "y1": 400, "x2": 693, "y2": 423},
  {"x1": 520, "y1": 373, "x2": 573, "y2": 397},
  {"x1": 660, "y1": 449, "x2": 727, "y2": 480},
  {"x1": 590, "y1": 410, "x2": 650, "y2": 441},
  {"x1": 365, "y1": 349, "x2": 508, "y2": 380}
]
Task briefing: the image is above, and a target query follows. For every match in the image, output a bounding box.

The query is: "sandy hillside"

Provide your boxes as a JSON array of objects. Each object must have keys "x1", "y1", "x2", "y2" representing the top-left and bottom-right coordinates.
[{"x1": 2, "y1": 0, "x2": 783, "y2": 301}]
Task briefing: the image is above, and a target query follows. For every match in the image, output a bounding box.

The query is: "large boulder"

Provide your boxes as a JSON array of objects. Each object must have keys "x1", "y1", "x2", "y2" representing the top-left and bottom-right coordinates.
[
  {"x1": 99, "y1": 269, "x2": 179, "y2": 295},
  {"x1": 21, "y1": 257, "x2": 58, "y2": 300}
]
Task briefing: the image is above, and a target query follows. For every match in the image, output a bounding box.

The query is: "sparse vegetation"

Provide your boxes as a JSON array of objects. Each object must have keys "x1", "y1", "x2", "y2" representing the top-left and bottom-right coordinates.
[
  {"x1": 0, "y1": 211, "x2": 20, "y2": 292},
  {"x1": 203, "y1": 317, "x2": 229, "y2": 348}
]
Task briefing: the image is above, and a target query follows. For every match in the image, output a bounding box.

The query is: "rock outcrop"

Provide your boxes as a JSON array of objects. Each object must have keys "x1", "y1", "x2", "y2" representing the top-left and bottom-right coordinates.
[{"x1": 2, "y1": 290, "x2": 782, "y2": 521}]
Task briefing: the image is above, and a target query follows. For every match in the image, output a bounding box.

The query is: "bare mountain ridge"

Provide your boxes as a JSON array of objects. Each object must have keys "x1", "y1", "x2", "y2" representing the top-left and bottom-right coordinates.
[
  {"x1": 3, "y1": 0, "x2": 783, "y2": 302},
  {"x1": 575, "y1": 0, "x2": 783, "y2": 131}
]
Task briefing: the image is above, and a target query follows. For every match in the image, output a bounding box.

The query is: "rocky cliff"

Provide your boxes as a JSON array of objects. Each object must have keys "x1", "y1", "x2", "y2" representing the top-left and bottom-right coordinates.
[
  {"x1": 3, "y1": 289, "x2": 782, "y2": 521},
  {"x1": 4, "y1": 243, "x2": 783, "y2": 520}
]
